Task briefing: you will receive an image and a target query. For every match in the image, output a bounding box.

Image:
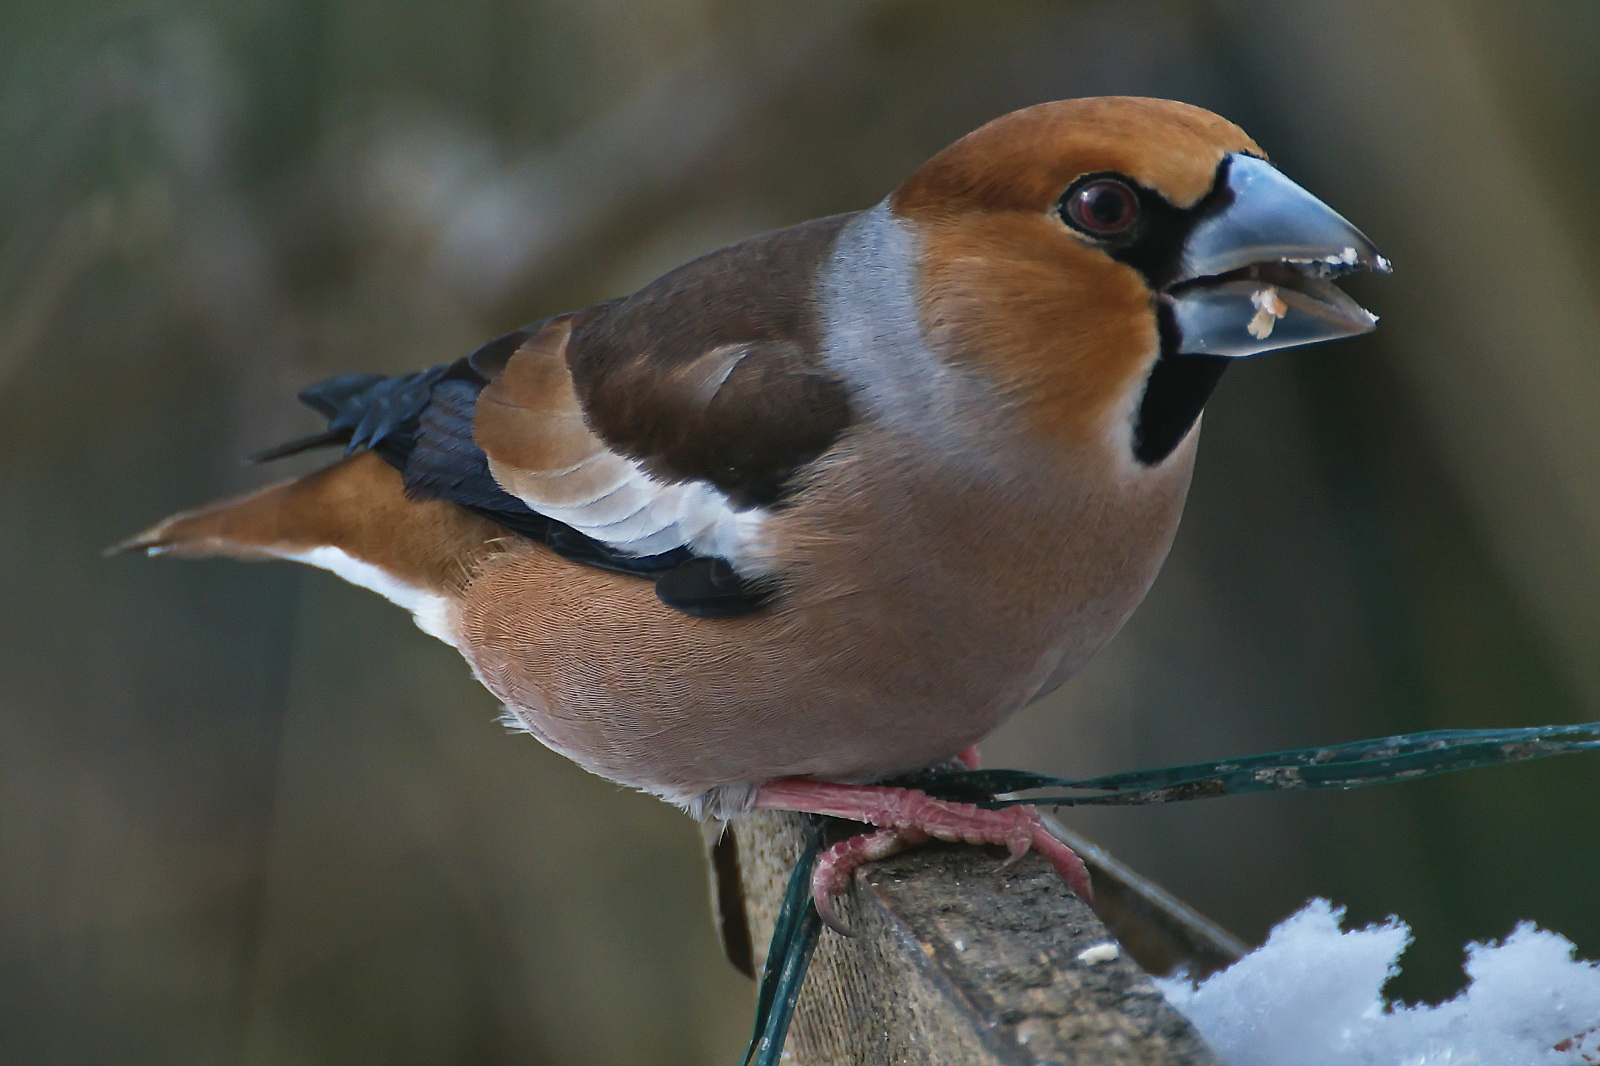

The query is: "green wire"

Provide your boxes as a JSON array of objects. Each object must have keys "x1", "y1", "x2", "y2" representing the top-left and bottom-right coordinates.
[
  {"x1": 895, "y1": 721, "x2": 1600, "y2": 807},
  {"x1": 740, "y1": 824, "x2": 824, "y2": 1066}
]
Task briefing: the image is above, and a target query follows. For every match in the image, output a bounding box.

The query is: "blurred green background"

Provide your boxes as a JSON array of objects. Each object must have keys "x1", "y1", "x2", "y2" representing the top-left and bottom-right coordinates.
[{"x1": 5, "y1": 0, "x2": 1600, "y2": 1062}]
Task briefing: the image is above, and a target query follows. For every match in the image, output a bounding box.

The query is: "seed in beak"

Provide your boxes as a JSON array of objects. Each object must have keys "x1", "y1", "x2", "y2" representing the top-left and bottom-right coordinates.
[{"x1": 1247, "y1": 286, "x2": 1288, "y2": 340}]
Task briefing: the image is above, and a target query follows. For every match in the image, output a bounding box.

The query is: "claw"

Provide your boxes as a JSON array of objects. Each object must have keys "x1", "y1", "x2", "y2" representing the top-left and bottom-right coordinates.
[
  {"x1": 1029, "y1": 818, "x2": 1093, "y2": 902},
  {"x1": 1000, "y1": 831, "x2": 1031, "y2": 868},
  {"x1": 811, "y1": 873, "x2": 854, "y2": 937}
]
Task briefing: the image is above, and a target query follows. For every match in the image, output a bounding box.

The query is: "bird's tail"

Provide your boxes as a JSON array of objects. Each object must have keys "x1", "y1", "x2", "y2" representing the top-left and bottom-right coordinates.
[{"x1": 109, "y1": 450, "x2": 505, "y2": 602}]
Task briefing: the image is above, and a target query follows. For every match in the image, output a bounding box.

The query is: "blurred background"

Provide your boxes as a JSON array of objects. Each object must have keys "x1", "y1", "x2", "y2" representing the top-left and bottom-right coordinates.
[{"x1": 4, "y1": 0, "x2": 1600, "y2": 1062}]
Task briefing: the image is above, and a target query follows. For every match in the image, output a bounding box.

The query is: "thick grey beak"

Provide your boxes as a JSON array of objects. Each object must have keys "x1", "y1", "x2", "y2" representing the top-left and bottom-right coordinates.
[{"x1": 1166, "y1": 154, "x2": 1390, "y2": 358}]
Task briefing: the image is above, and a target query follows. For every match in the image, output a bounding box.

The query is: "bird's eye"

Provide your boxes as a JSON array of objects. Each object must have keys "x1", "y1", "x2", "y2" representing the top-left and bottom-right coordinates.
[{"x1": 1063, "y1": 178, "x2": 1139, "y2": 237}]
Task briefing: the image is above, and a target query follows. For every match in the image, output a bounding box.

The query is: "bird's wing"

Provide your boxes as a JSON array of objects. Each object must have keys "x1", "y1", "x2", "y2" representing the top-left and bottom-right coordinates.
[
  {"x1": 469, "y1": 215, "x2": 857, "y2": 568},
  {"x1": 475, "y1": 320, "x2": 848, "y2": 570},
  {"x1": 226, "y1": 215, "x2": 856, "y2": 615}
]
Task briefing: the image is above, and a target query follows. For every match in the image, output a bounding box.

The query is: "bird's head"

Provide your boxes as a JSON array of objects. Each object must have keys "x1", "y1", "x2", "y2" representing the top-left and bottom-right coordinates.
[{"x1": 891, "y1": 97, "x2": 1389, "y2": 466}]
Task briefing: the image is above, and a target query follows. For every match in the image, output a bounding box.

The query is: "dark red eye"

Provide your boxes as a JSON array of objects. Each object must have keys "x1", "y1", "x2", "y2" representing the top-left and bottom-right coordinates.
[{"x1": 1064, "y1": 178, "x2": 1139, "y2": 236}]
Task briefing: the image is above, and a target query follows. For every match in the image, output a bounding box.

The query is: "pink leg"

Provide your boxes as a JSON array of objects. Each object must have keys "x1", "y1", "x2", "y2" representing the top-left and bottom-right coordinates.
[
  {"x1": 956, "y1": 745, "x2": 982, "y2": 769},
  {"x1": 753, "y1": 779, "x2": 1092, "y2": 934}
]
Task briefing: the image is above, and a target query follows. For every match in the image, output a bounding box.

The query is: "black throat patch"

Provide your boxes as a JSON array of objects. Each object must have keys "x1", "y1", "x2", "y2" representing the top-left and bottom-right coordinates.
[{"x1": 1131, "y1": 305, "x2": 1230, "y2": 465}]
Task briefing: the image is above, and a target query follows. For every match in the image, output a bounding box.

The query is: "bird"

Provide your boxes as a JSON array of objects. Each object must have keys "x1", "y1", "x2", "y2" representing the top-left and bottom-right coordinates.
[{"x1": 114, "y1": 97, "x2": 1388, "y2": 931}]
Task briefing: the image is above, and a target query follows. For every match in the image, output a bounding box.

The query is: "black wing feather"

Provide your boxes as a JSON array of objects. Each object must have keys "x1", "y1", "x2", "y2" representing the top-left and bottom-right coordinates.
[
  {"x1": 254, "y1": 336, "x2": 767, "y2": 611},
  {"x1": 655, "y1": 558, "x2": 774, "y2": 617}
]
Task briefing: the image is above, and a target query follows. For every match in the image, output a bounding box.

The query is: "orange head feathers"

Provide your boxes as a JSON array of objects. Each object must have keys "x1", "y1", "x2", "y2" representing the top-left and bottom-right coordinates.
[
  {"x1": 894, "y1": 97, "x2": 1262, "y2": 218},
  {"x1": 888, "y1": 97, "x2": 1381, "y2": 457}
]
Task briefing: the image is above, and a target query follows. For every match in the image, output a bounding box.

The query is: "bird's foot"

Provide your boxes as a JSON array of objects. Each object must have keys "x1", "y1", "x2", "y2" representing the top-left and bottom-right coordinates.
[{"x1": 752, "y1": 778, "x2": 1091, "y2": 934}]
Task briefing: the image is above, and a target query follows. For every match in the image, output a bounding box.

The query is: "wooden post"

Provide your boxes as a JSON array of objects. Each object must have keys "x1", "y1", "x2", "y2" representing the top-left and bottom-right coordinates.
[{"x1": 710, "y1": 811, "x2": 1241, "y2": 1065}]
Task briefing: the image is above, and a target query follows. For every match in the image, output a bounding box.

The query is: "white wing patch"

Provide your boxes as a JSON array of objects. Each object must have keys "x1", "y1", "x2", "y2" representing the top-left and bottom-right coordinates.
[
  {"x1": 285, "y1": 546, "x2": 459, "y2": 647},
  {"x1": 475, "y1": 325, "x2": 770, "y2": 570},
  {"x1": 491, "y1": 447, "x2": 768, "y2": 568}
]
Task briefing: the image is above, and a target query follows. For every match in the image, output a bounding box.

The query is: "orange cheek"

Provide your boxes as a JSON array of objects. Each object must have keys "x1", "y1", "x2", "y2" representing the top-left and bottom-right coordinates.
[{"x1": 913, "y1": 213, "x2": 1159, "y2": 446}]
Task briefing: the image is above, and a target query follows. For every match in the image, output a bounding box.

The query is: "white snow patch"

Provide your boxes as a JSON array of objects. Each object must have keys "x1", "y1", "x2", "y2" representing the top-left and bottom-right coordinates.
[{"x1": 1157, "y1": 899, "x2": 1600, "y2": 1065}]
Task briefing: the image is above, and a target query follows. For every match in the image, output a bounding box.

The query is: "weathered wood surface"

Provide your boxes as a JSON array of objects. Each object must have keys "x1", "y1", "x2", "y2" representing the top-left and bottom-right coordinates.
[
  {"x1": 1043, "y1": 817, "x2": 1247, "y2": 984},
  {"x1": 712, "y1": 811, "x2": 1239, "y2": 1065}
]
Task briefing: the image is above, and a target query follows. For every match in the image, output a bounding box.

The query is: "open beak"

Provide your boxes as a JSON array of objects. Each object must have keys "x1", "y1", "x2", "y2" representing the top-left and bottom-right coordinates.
[{"x1": 1165, "y1": 154, "x2": 1391, "y2": 358}]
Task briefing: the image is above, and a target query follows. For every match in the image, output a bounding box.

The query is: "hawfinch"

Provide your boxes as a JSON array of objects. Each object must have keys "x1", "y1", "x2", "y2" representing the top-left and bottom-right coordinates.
[{"x1": 117, "y1": 97, "x2": 1388, "y2": 928}]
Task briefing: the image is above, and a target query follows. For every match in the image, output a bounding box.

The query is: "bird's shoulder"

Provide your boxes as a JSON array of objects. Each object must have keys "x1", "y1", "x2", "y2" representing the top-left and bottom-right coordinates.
[
  {"x1": 464, "y1": 212, "x2": 863, "y2": 611},
  {"x1": 554, "y1": 211, "x2": 858, "y2": 509}
]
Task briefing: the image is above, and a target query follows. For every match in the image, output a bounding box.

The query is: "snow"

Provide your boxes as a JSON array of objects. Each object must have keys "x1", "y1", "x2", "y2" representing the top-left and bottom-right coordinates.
[{"x1": 1157, "y1": 899, "x2": 1600, "y2": 1065}]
